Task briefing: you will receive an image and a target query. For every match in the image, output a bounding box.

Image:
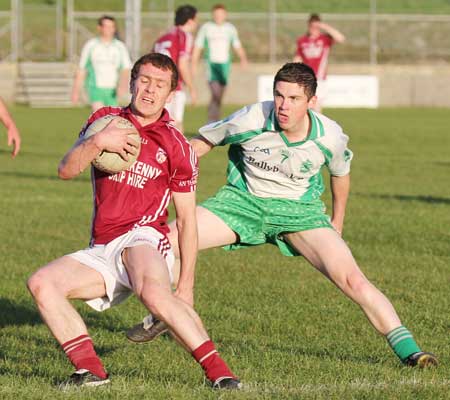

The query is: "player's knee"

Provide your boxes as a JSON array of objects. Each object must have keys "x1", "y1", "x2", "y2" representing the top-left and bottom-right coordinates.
[
  {"x1": 27, "y1": 270, "x2": 57, "y2": 301},
  {"x1": 139, "y1": 286, "x2": 171, "y2": 319},
  {"x1": 344, "y1": 272, "x2": 371, "y2": 299}
]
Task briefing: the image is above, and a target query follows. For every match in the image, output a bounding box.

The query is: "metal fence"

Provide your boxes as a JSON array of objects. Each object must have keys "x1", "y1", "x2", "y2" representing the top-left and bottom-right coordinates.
[{"x1": 2, "y1": 0, "x2": 450, "y2": 65}]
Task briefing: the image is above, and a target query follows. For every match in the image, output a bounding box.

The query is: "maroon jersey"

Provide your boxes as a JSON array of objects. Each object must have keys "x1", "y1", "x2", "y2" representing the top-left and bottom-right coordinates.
[
  {"x1": 80, "y1": 106, "x2": 198, "y2": 245},
  {"x1": 296, "y1": 33, "x2": 333, "y2": 80},
  {"x1": 153, "y1": 27, "x2": 193, "y2": 91}
]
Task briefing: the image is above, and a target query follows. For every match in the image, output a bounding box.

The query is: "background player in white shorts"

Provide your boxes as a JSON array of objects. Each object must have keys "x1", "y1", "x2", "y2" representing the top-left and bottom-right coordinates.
[
  {"x1": 71, "y1": 15, "x2": 132, "y2": 112},
  {"x1": 27, "y1": 53, "x2": 241, "y2": 390},
  {"x1": 129, "y1": 62, "x2": 437, "y2": 371},
  {"x1": 192, "y1": 3, "x2": 248, "y2": 123}
]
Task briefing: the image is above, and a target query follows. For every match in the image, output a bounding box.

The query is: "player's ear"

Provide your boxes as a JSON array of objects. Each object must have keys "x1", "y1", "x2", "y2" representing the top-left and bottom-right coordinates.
[{"x1": 308, "y1": 95, "x2": 318, "y2": 109}]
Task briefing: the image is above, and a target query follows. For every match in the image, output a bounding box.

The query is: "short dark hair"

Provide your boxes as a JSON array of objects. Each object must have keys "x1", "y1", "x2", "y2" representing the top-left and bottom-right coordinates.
[
  {"x1": 308, "y1": 13, "x2": 321, "y2": 24},
  {"x1": 131, "y1": 53, "x2": 179, "y2": 91},
  {"x1": 273, "y1": 63, "x2": 317, "y2": 99},
  {"x1": 212, "y1": 4, "x2": 226, "y2": 11},
  {"x1": 174, "y1": 5, "x2": 197, "y2": 26},
  {"x1": 98, "y1": 15, "x2": 116, "y2": 26}
]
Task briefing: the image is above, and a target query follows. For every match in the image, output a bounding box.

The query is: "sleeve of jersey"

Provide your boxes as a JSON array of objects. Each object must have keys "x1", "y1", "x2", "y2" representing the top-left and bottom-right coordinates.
[
  {"x1": 178, "y1": 33, "x2": 194, "y2": 58},
  {"x1": 328, "y1": 130, "x2": 353, "y2": 177},
  {"x1": 170, "y1": 142, "x2": 199, "y2": 193},
  {"x1": 78, "y1": 40, "x2": 92, "y2": 69},
  {"x1": 198, "y1": 105, "x2": 256, "y2": 146}
]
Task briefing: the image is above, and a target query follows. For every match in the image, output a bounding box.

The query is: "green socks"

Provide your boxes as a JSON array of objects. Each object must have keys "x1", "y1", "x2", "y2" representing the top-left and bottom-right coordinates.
[{"x1": 386, "y1": 325, "x2": 421, "y2": 362}]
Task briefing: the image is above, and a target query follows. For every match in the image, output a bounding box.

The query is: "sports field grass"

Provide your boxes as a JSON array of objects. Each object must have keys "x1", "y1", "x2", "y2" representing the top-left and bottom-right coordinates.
[{"x1": 0, "y1": 105, "x2": 449, "y2": 399}]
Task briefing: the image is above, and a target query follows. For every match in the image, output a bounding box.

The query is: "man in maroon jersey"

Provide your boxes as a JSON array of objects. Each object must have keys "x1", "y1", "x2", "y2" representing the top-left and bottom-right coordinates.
[
  {"x1": 294, "y1": 13, "x2": 345, "y2": 112},
  {"x1": 153, "y1": 5, "x2": 198, "y2": 132},
  {"x1": 27, "y1": 53, "x2": 240, "y2": 391}
]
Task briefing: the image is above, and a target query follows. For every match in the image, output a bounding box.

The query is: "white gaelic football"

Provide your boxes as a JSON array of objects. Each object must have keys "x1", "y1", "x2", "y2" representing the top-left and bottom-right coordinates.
[{"x1": 83, "y1": 115, "x2": 141, "y2": 174}]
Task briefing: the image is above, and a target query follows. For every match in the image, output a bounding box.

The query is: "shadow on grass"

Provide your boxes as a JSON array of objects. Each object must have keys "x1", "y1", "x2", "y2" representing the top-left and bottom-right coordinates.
[
  {"x1": 0, "y1": 297, "x2": 42, "y2": 327},
  {"x1": 354, "y1": 192, "x2": 450, "y2": 205}
]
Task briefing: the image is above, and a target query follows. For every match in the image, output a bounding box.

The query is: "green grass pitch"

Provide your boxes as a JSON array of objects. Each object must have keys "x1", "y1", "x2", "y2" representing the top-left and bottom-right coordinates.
[{"x1": 0, "y1": 105, "x2": 449, "y2": 399}]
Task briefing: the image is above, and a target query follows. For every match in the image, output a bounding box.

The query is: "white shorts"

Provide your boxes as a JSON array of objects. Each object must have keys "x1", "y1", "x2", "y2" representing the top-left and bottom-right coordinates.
[
  {"x1": 165, "y1": 90, "x2": 186, "y2": 123},
  {"x1": 68, "y1": 226, "x2": 174, "y2": 312},
  {"x1": 316, "y1": 79, "x2": 328, "y2": 104}
]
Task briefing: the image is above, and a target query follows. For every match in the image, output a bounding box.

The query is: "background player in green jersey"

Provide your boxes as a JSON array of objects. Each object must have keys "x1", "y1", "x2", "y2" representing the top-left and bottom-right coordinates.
[
  {"x1": 192, "y1": 4, "x2": 248, "y2": 123},
  {"x1": 71, "y1": 16, "x2": 132, "y2": 112},
  {"x1": 128, "y1": 62, "x2": 437, "y2": 370}
]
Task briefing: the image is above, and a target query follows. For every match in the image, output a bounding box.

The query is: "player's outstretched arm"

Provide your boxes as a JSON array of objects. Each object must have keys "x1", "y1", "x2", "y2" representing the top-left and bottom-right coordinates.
[
  {"x1": 189, "y1": 136, "x2": 214, "y2": 158},
  {"x1": 172, "y1": 190, "x2": 198, "y2": 307},
  {"x1": 330, "y1": 174, "x2": 350, "y2": 235},
  {"x1": 0, "y1": 98, "x2": 21, "y2": 157},
  {"x1": 58, "y1": 119, "x2": 138, "y2": 179}
]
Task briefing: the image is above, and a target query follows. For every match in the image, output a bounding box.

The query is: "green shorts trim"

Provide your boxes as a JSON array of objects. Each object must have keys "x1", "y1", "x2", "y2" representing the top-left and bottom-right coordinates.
[
  {"x1": 200, "y1": 185, "x2": 332, "y2": 256},
  {"x1": 208, "y1": 62, "x2": 231, "y2": 85},
  {"x1": 87, "y1": 86, "x2": 117, "y2": 106}
]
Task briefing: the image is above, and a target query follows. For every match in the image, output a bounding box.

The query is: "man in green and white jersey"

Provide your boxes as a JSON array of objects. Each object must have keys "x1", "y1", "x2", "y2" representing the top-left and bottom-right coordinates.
[
  {"x1": 192, "y1": 4, "x2": 248, "y2": 123},
  {"x1": 71, "y1": 16, "x2": 132, "y2": 112},
  {"x1": 127, "y1": 62, "x2": 437, "y2": 370}
]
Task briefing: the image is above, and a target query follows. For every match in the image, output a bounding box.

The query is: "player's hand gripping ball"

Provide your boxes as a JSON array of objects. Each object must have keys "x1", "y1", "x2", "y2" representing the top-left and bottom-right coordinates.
[{"x1": 83, "y1": 115, "x2": 141, "y2": 174}]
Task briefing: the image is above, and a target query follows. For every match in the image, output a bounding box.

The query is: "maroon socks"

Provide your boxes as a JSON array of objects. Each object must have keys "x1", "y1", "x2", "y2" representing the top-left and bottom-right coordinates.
[
  {"x1": 192, "y1": 340, "x2": 236, "y2": 383},
  {"x1": 62, "y1": 334, "x2": 108, "y2": 379}
]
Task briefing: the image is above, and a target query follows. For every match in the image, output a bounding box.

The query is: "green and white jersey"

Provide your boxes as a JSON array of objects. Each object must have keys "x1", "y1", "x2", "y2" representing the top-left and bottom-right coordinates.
[
  {"x1": 194, "y1": 21, "x2": 241, "y2": 64},
  {"x1": 79, "y1": 38, "x2": 132, "y2": 89},
  {"x1": 199, "y1": 101, "x2": 353, "y2": 201}
]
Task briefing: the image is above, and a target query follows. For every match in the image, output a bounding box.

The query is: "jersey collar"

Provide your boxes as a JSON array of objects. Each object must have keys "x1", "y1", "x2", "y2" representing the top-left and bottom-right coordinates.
[
  {"x1": 266, "y1": 105, "x2": 321, "y2": 146},
  {"x1": 123, "y1": 106, "x2": 171, "y2": 132}
]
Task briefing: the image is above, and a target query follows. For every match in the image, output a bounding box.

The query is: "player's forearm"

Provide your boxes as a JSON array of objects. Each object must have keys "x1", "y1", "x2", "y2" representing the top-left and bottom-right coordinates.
[
  {"x1": 191, "y1": 47, "x2": 202, "y2": 74},
  {"x1": 178, "y1": 59, "x2": 194, "y2": 92},
  {"x1": 58, "y1": 136, "x2": 102, "y2": 179},
  {"x1": 235, "y1": 47, "x2": 248, "y2": 64},
  {"x1": 71, "y1": 69, "x2": 85, "y2": 100},
  {"x1": 321, "y1": 23, "x2": 346, "y2": 43},
  {"x1": 330, "y1": 174, "x2": 350, "y2": 232},
  {"x1": 0, "y1": 100, "x2": 16, "y2": 129},
  {"x1": 176, "y1": 215, "x2": 198, "y2": 293}
]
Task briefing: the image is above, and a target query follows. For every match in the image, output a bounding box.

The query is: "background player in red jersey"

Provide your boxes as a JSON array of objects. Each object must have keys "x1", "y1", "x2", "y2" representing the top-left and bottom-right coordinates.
[
  {"x1": 27, "y1": 53, "x2": 240, "y2": 390},
  {"x1": 294, "y1": 13, "x2": 345, "y2": 112},
  {"x1": 153, "y1": 5, "x2": 198, "y2": 132}
]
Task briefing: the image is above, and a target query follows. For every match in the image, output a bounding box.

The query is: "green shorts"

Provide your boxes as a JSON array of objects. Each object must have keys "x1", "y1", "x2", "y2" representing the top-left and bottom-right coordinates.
[
  {"x1": 87, "y1": 86, "x2": 117, "y2": 106},
  {"x1": 208, "y1": 62, "x2": 231, "y2": 85},
  {"x1": 200, "y1": 185, "x2": 332, "y2": 256}
]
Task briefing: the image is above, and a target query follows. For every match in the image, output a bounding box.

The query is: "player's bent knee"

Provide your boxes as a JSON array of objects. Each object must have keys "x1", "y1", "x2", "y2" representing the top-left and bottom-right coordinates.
[
  {"x1": 139, "y1": 286, "x2": 173, "y2": 319},
  {"x1": 27, "y1": 270, "x2": 60, "y2": 301},
  {"x1": 343, "y1": 272, "x2": 372, "y2": 299}
]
